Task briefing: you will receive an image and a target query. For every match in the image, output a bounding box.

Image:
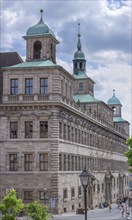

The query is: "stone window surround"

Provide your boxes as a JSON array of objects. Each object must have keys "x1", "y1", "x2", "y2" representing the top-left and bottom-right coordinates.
[
  {"x1": 59, "y1": 119, "x2": 127, "y2": 154},
  {"x1": 59, "y1": 153, "x2": 127, "y2": 172},
  {"x1": 8, "y1": 119, "x2": 49, "y2": 140}
]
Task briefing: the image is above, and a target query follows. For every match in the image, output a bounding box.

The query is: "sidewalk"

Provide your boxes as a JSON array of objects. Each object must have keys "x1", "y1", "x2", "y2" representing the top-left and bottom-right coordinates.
[{"x1": 52, "y1": 202, "x2": 118, "y2": 218}]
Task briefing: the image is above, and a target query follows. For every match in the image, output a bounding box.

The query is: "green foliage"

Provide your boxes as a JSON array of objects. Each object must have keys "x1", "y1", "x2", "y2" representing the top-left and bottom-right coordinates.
[
  {"x1": 25, "y1": 200, "x2": 53, "y2": 220},
  {"x1": 2, "y1": 214, "x2": 15, "y2": 220},
  {"x1": 125, "y1": 137, "x2": 132, "y2": 172},
  {"x1": 0, "y1": 189, "x2": 23, "y2": 219}
]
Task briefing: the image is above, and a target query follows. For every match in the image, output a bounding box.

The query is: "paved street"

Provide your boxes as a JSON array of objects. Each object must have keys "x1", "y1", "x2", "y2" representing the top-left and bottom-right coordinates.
[{"x1": 49, "y1": 203, "x2": 129, "y2": 220}]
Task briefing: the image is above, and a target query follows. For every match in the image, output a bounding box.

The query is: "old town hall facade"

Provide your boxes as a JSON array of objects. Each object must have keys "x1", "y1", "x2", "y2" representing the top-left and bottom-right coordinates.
[{"x1": 0, "y1": 11, "x2": 130, "y2": 214}]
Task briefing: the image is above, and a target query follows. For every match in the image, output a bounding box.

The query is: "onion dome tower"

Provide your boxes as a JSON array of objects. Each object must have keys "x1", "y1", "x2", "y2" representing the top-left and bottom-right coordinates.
[
  {"x1": 23, "y1": 9, "x2": 59, "y2": 63},
  {"x1": 73, "y1": 23, "x2": 87, "y2": 78},
  {"x1": 107, "y1": 90, "x2": 130, "y2": 136},
  {"x1": 107, "y1": 89, "x2": 122, "y2": 117}
]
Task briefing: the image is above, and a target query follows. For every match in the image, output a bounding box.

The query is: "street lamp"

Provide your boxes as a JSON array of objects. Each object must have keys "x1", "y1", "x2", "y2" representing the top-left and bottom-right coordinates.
[{"x1": 79, "y1": 169, "x2": 91, "y2": 220}]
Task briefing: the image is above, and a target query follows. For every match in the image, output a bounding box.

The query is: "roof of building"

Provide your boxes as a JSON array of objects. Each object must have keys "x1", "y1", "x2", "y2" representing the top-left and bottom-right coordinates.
[
  {"x1": 0, "y1": 52, "x2": 23, "y2": 68},
  {"x1": 107, "y1": 90, "x2": 121, "y2": 105},
  {"x1": 113, "y1": 116, "x2": 126, "y2": 122},
  {"x1": 26, "y1": 10, "x2": 55, "y2": 38},
  {"x1": 73, "y1": 72, "x2": 88, "y2": 79},
  {"x1": 5, "y1": 60, "x2": 58, "y2": 69},
  {"x1": 73, "y1": 94, "x2": 100, "y2": 103}
]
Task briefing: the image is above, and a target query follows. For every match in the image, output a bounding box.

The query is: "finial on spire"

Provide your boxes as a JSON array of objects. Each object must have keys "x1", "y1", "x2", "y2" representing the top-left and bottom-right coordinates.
[
  {"x1": 40, "y1": 9, "x2": 44, "y2": 19},
  {"x1": 113, "y1": 89, "x2": 115, "y2": 96},
  {"x1": 78, "y1": 23, "x2": 80, "y2": 36},
  {"x1": 77, "y1": 23, "x2": 81, "y2": 51}
]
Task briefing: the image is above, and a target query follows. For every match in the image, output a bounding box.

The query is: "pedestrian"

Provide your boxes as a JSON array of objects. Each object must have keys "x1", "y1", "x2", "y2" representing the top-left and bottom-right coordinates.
[
  {"x1": 108, "y1": 202, "x2": 112, "y2": 212},
  {"x1": 120, "y1": 205, "x2": 124, "y2": 218}
]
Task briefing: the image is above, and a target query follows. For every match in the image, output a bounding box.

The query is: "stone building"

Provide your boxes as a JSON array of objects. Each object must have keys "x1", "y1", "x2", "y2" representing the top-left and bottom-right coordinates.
[{"x1": 0, "y1": 11, "x2": 130, "y2": 214}]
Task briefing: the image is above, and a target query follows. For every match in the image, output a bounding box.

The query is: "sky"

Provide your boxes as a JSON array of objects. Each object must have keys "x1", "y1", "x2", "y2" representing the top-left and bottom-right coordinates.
[{"x1": 0, "y1": 0, "x2": 132, "y2": 135}]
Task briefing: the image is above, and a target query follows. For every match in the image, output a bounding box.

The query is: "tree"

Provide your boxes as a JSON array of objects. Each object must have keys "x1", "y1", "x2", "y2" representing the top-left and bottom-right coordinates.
[
  {"x1": 25, "y1": 200, "x2": 53, "y2": 220},
  {"x1": 125, "y1": 137, "x2": 132, "y2": 173},
  {"x1": 0, "y1": 189, "x2": 24, "y2": 220}
]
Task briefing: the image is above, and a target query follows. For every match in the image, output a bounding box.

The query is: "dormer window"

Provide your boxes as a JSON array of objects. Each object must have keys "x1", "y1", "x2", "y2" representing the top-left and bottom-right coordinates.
[{"x1": 33, "y1": 41, "x2": 42, "y2": 59}]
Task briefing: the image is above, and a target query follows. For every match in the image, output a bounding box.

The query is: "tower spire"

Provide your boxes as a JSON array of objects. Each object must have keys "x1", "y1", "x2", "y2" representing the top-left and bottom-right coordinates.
[
  {"x1": 77, "y1": 23, "x2": 81, "y2": 51},
  {"x1": 39, "y1": 9, "x2": 44, "y2": 23}
]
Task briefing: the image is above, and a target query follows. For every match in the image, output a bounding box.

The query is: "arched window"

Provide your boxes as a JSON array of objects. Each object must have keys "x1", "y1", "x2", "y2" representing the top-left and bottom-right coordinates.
[
  {"x1": 74, "y1": 63, "x2": 77, "y2": 69},
  {"x1": 33, "y1": 41, "x2": 42, "y2": 59},
  {"x1": 80, "y1": 62, "x2": 82, "y2": 69},
  {"x1": 112, "y1": 106, "x2": 116, "y2": 115}
]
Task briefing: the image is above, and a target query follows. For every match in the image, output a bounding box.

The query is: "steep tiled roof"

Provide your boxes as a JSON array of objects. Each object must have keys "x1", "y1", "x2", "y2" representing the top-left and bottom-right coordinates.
[{"x1": 0, "y1": 52, "x2": 23, "y2": 68}]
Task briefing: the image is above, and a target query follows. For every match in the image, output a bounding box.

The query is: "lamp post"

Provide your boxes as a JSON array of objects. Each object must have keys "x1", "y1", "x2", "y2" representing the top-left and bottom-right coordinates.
[{"x1": 79, "y1": 169, "x2": 91, "y2": 220}]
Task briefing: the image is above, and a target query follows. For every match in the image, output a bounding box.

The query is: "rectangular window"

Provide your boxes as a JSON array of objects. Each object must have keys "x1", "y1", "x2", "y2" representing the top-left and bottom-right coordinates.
[
  {"x1": 78, "y1": 186, "x2": 82, "y2": 196},
  {"x1": 71, "y1": 187, "x2": 75, "y2": 198},
  {"x1": 59, "y1": 154, "x2": 62, "y2": 171},
  {"x1": 24, "y1": 154, "x2": 33, "y2": 171},
  {"x1": 40, "y1": 121, "x2": 48, "y2": 138},
  {"x1": 79, "y1": 82, "x2": 83, "y2": 90},
  {"x1": 67, "y1": 125, "x2": 70, "y2": 141},
  {"x1": 71, "y1": 155, "x2": 74, "y2": 171},
  {"x1": 25, "y1": 78, "x2": 33, "y2": 95},
  {"x1": 24, "y1": 191, "x2": 33, "y2": 200},
  {"x1": 39, "y1": 153, "x2": 48, "y2": 171},
  {"x1": 40, "y1": 78, "x2": 48, "y2": 94},
  {"x1": 39, "y1": 191, "x2": 47, "y2": 200},
  {"x1": 64, "y1": 124, "x2": 66, "y2": 140},
  {"x1": 78, "y1": 130, "x2": 80, "y2": 143},
  {"x1": 59, "y1": 122, "x2": 62, "y2": 139},
  {"x1": 75, "y1": 156, "x2": 77, "y2": 171},
  {"x1": 10, "y1": 79, "x2": 18, "y2": 95},
  {"x1": 63, "y1": 189, "x2": 68, "y2": 199},
  {"x1": 68, "y1": 155, "x2": 70, "y2": 171},
  {"x1": 75, "y1": 128, "x2": 77, "y2": 142},
  {"x1": 97, "y1": 184, "x2": 100, "y2": 193},
  {"x1": 64, "y1": 154, "x2": 67, "y2": 171},
  {"x1": 10, "y1": 122, "x2": 17, "y2": 138},
  {"x1": 25, "y1": 121, "x2": 33, "y2": 138},
  {"x1": 102, "y1": 183, "x2": 104, "y2": 192},
  {"x1": 9, "y1": 154, "x2": 17, "y2": 171}
]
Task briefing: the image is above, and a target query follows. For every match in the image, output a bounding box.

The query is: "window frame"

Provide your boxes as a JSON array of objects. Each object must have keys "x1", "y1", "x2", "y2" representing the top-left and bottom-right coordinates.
[
  {"x1": 10, "y1": 79, "x2": 18, "y2": 95},
  {"x1": 9, "y1": 154, "x2": 18, "y2": 171},
  {"x1": 25, "y1": 78, "x2": 33, "y2": 95},
  {"x1": 10, "y1": 122, "x2": 18, "y2": 138},
  {"x1": 40, "y1": 121, "x2": 48, "y2": 138},
  {"x1": 39, "y1": 153, "x2": 48, "y2": 171},
  {"x1": 24, "y1": 191, "x2": 33, "y2": 200},
  {"x1": 25, "y1": 121, "x2": 33, "y2": 138},
  {"x1": 24, "y1": 153, "x2": 33, "y2": 171},
  {"x1": 40, "y1": 78, "x2": 48, "y2": 94}
]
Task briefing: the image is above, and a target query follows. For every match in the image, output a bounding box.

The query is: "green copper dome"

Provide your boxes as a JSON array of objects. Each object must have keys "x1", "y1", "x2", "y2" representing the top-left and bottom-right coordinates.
[
  {"x1": 73, "y1": 50, "x2": 85, "y2": 60},
  {"x1": 26, "y1": 12, "x2": 55, "y2": 38},
  {"x1": 107, "y1": 90, "x2": 121, "y2": 105}
]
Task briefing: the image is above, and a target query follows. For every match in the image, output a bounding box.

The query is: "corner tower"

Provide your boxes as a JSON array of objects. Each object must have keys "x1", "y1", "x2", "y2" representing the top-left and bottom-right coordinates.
[
  {"x1": 73, "y1": 23, "x2": 95, "y2": 96},
  {"x1": 23, "y1": 9, "x2": 59, "y2": 63},
  {"x1": 107, "y1": 89, "x2": 122, "y2": 117},
  {"x1": 73, "y1": 23, "x2": 86, "y2": 76},
  {"x1": 107, "y1": 90, "x2": 130, "y2": 136}
]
